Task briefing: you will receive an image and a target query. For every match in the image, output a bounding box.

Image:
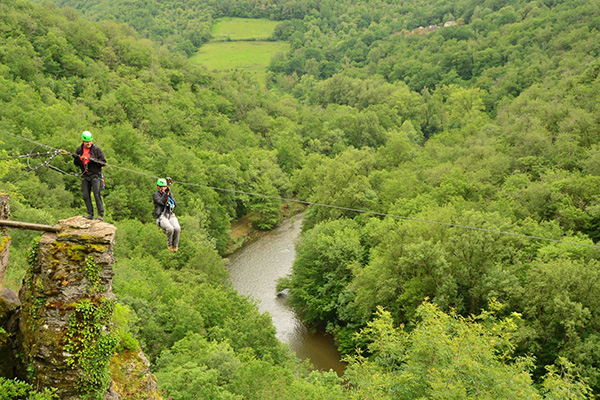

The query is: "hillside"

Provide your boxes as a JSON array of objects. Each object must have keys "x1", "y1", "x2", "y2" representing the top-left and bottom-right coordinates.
[
  {"x1": 0, "y1": 0, "x2": 345, "y2": 398},
  {"x1": 2, "y1": 0, "x2": 600, "y2": 398},
  {"x1": 37, "y1": 0, "x2": 308, "y2": 55}
]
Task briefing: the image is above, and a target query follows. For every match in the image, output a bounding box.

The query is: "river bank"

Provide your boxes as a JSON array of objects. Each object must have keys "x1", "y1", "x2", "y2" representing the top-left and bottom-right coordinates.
[
  {"x1": 226, "y1": 213, "x2": 347, "y2": 376},
  {"x1": 225, "y1": 202, "x2": 305, "y2": 255}
]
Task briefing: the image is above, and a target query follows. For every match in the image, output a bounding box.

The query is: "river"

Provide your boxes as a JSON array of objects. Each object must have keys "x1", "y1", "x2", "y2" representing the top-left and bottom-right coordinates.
[{"x1": 227, "y1": 214, "x2": 346, "y2": 375}]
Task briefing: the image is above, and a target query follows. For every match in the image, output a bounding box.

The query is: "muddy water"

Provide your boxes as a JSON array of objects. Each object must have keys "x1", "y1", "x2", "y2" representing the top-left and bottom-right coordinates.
[{"x1": 227, "y1": 215, "x2": 346, "y2": 375}]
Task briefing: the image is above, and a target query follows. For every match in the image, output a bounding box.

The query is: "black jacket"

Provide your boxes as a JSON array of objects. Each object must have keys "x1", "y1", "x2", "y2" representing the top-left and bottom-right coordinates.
[
  {"x1": 73, "y1": 144, "x2": 106, "y2": 174},
  {"x1": 153, "y1": 190, "x2": 177, "y2": 219}
]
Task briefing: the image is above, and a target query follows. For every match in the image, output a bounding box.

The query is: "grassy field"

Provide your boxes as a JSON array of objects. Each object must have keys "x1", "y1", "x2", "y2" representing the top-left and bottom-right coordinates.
[
  {"x1": 191, "y1": 41, "x2": 289, "y2": 80},
  {"x1": 211, "y1": 17, "x2": 281, "y2": 41},
  {"x1": 190, "y1": 18, "x2": 289, "y2": 83}
]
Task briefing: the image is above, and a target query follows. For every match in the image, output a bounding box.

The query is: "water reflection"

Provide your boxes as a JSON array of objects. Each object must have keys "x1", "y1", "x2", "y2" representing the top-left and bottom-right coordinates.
[{"x1": 227, "y1": 215, "x2": 346, "y2": 375}]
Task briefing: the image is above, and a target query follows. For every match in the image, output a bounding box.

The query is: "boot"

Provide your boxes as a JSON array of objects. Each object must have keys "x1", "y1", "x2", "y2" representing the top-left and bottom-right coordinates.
[
  {"x1": 173, "y1": 247, "x2": 178, "y2": 252},
  {"x1": 167, "y1": 245, "x2": 175, "y2": 252}
]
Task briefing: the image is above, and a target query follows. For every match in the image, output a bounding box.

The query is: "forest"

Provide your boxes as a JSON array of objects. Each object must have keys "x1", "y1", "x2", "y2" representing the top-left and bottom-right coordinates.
[{"x1": 1, "y1": 0, "x2": 600, "y2": 398}]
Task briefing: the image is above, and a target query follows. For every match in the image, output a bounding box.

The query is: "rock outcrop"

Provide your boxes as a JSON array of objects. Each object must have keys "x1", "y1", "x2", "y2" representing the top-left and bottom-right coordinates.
[
  {"x1": 0, "y1": 193, "x2": 10, "y2": 284},
  {"x1": 0, "y1": 287, "x2": 20, "y2": 378},
  {"x1": 19, "y1": 216, "x2": 119, "y2": 399},
  {"x1": 110, "y1": 350, "x2": 162, "y2": 400},
  {"x1": 0, "y1": 193, "x2": 17, "y2": 378},
  {"x1": 0, "y1": 211, "x2": 161, "y2": 399}
]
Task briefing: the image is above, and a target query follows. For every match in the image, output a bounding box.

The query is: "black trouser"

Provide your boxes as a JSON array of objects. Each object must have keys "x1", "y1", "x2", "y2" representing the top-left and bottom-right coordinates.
[{"x1": 81, "y1": 173, "x2": 104, "y2": 217}]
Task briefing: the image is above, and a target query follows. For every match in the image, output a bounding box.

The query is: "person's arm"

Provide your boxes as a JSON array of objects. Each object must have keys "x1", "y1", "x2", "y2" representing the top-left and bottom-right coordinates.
[
  {"x1": 88, "y1": 146, "x2": 106, "y2": 167},
  {"x1": 95, "y1": 146, "x2": 107, "y2": 166},
  {"x1": 73, "y1": 147, "x2": 83, "y2": 166},
  {"x1": 153, "y1": 191, "x2": 167, "y2": 207},
  {"x1": 153, "y1": 191, "x2": 166, "y2": 218}
]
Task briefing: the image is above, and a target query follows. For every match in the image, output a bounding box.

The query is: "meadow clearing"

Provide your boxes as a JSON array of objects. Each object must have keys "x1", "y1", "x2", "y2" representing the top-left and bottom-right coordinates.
[
  {"x1": 211, "y1": 17, "x2": 281, "y2": 41},
  {"x1": 190, "y1": 18, "x2": 289, "y2": 82}
]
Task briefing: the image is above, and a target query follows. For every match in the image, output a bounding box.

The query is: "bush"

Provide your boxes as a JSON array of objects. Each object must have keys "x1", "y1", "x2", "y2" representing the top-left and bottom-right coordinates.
[{"x1": 0, "y1": 378, "x2": 58, "y2": 400}]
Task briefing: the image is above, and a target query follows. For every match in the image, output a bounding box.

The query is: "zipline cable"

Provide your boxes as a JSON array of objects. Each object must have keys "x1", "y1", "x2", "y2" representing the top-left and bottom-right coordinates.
[
  {"x1": 1, "y1": 152, "x2": 62, "y2": 189},
  {"x1": 0, "y1": 128, "x2": 56, "y2": 150},
  {"x1": 0, "y1": 151, "x2": 60, "y2": 160},
  {"x1": 1, "y1": 127, "x2": 600, "y2": 249},
  {"x1": 171, "y1": 180, "x2": 600, "y2": 249},
  {"x1": 44, "y1": 163, "x2": 81, "y2": 177}
]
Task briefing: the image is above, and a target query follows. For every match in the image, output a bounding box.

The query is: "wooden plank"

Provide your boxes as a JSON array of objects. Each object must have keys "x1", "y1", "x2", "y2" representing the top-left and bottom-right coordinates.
[{"x1": 0, "y1": 220, "x2": 59, "y2": 232}]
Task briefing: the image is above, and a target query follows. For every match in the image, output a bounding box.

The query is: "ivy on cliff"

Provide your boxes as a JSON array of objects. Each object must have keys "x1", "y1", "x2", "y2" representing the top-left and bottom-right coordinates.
[{"x1": 64, "y1": 298, "x2": 118, "y2": 400}]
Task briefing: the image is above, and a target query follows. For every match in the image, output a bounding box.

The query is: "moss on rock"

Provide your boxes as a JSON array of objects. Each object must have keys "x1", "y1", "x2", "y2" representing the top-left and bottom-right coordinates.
[
  {"x1": 110, "y1": 349, "x2": 162, "y2": 400},
  {"x1": 0, "y1": 236, "x2": 10, "y2": 253}
]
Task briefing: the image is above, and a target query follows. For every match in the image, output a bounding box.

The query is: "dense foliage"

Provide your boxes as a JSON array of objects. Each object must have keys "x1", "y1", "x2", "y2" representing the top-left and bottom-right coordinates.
[
  {"x1": 0, "y1": 0, "x2": 342, "y2": 398},
  {"x1": 39, "y1": 0, "x2": 317, "y2": 55},
  {"x1": 268, "y1": 0, "x2": 600, "y2": 87},
  {"x1": 345, "y1": 303, "x2": 593, "y2": 399},
  {"x1": 0, "y1": 377, "x2": 58, "y2": 400},
  {"x1": 3, "y1": 0, "x2": 600, "y2": 397},
  {"x1": 278, "y1": 0, "x2": 600, "y2": 393}
]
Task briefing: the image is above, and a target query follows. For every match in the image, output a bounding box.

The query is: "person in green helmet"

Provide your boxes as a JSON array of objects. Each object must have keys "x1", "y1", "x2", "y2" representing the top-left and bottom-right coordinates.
[
  {"x1": 73, "y1": 130, "x2": 106, "y2": 220},
  {"x1": 153, "y1": 178, "x2": 180, "y2": 252}
]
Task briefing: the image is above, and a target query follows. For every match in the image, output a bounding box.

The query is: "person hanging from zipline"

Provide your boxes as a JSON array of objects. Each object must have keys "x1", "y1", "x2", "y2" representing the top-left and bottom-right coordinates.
[
  {"x1": 153, "y1": 177, "x2": 181, "y2": 252},
  {"x1": 73, "y1": 130, "x2": 106, "y2": 221}
]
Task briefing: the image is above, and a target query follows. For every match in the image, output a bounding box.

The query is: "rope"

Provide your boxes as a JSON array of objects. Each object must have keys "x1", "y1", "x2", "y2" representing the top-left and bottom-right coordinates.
[
  {"x1": 0, "y1": 152, "x2": 60, "y2": 190},
  {"x1": 45, "y1": 164, "x2": 81, "y2": 177},
  {"x1": 0, "y1": 128, "x2": 57, "y2": 150},
  {"x1": 1, "y1": 127, "x2": 599, "y2": 249},
  {"x1": 0, "y1": 151, "x2": 59, "y2": 160}
]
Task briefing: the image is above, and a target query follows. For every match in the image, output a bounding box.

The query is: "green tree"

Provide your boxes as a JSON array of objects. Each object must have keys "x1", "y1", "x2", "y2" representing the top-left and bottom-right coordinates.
[
  {"x1": 289, "y1": 218, "x2": 363, "y2": 327},
  {"x1": 345, "y1": 303, "x2": 592, "y2": 399},
  {"x1": 248, "y1": 177, "x2": 282, "y2": 230},
  {"x1": 306, "y1": 148, "x2": 377, "y2": 225},
  {"x1": 521, "y1": 257, "x2": 600, "y2": 387}
]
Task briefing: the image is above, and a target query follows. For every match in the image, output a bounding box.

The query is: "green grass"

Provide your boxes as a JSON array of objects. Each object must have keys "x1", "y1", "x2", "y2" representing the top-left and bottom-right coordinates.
[
  {"x1": 191, "y1": 18, "x2": 289, "y2": 83},
  {"x1": 211, "y1": 17, "x2": 281, "y2": 41},
  {"x1": 190, "y1": 41, "x2": 289, "y2": 81}
]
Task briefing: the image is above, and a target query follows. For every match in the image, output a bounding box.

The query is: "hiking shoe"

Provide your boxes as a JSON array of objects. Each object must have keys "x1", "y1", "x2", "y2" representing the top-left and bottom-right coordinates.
[
  {"x1": 96, "y1": 216, "x2": 103, "y2": 221},
  {"x1": 83, "y1": 215, "x2": 93, "y2": 220},
  {"x1": 167, "y1": 246, "x2": 175, "y2": 252},
  {"x1": 173, "y1": 247, "x2": 178, "y2": 252}
]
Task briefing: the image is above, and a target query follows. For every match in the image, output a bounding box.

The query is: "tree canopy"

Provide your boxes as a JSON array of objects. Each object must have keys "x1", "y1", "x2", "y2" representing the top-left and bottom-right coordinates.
[{"x1": 2, "y1": 0, "x2": 600, "y2": 397}]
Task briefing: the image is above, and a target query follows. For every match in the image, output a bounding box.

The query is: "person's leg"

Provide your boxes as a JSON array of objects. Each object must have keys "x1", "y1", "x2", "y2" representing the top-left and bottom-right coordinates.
[
  {"x1": 81, "y1": 178, "x2": 94, "y2": 218},
  {"x1": 169, "y1": 214, "x2": 181, "y2": 249},
  {"x1": 158, "y1": 216, "x2": 175, "y2": 247},
  {"x1": 91, "y1": 176, "x2": 104, "y2": 218}
]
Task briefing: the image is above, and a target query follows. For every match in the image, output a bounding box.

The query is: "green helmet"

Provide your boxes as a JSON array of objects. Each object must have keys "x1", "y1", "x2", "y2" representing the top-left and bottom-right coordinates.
[
  {"x1": 156, "y1": 178, "x2": 168, "y2": 187},
  {"x1": 81, "y1": 131, "x2": 93, "y2": 141}
]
